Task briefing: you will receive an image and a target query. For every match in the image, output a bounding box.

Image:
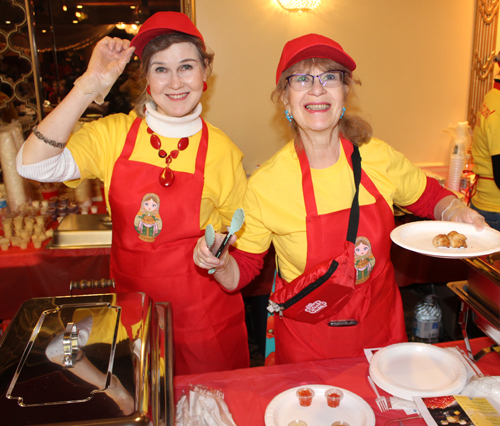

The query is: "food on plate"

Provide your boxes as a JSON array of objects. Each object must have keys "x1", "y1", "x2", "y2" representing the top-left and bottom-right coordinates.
[
  {"x1": 433, "y1": 234, "x2": 451, "y2": 248},
  {"x1": 432, "y1": 231, "x2": 467, "y2": 249},
  {"x1": 448, "y1": 231, "x2": 467, "y2": 248}
]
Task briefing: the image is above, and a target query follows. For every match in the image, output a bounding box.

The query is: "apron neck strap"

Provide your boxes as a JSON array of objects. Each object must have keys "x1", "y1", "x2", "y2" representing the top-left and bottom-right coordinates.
[
  {"x1": 298, "y1": 138, "x2": 361, "y2": 243},
  {"x1": 347, "y1": 145, "x2": 361, "y2": 243}
]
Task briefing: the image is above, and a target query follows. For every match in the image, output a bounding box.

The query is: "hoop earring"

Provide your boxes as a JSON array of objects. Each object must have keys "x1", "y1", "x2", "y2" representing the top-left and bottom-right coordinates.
[
  {"x1": 203, "y1": 81, "x2": 208, "y2": 92},
  {"x1": 147, "y1": 85, "x2": 151, "y2": 95},
  {"x1": 339, "y1": 107, "x2": 346, "y2": 120},
  {"x1": 285, "y1": 110, "x2": 294, "y2": 123}
]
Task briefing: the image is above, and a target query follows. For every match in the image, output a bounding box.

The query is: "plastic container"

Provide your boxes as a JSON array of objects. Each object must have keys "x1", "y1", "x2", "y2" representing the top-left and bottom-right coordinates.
[
  {"x1": 296, "y1": 387, "x2": 315, "y2": 407},
  {"x1": 445, "y1": 122, "x2": 471, "y2": 191},
  {"x1": 325, "y1": 388, "x2": 344, "y2": 408},
  {"x1": 412, "y1": 294, "x2": 442, "y2": 343}
]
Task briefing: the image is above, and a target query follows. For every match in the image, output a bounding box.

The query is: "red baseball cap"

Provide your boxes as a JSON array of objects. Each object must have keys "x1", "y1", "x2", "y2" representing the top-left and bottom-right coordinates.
[
  {"x1": 131, "y1": 12, "x2": 205, "y2": 59},
  {"x1": 276, "y1": 34, "x2": 356, "y2": 84}
]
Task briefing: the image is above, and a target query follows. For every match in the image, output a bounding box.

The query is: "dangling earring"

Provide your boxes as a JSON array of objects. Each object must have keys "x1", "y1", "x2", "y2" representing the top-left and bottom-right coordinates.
[
  {"x1": 285, "y1": 110, "x2": 294, "y2": 123},
  {"x1": 203, "y1": 81, "x2": 208, "y2": 92},
  {"x1": 147, "y1": 85, "x2": 151, "y2": 95},
  {"x1": 339, "y1": 107, "x2": 346, "y2": 120}
]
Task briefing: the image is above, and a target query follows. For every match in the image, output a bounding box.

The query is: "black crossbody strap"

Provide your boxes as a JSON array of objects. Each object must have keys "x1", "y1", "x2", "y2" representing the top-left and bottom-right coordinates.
[{"x1": 346, "y1": 145, "x2": 361, "y2": 243}]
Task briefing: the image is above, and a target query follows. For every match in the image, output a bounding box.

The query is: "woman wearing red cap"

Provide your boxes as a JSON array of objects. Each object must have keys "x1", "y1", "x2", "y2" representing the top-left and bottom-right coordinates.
[
  {"x1": 17, "y1": 12, "x2": 249, "y2": 375},
  {"x1": 194, "y1": 33, "x2": 486, "y2": 365}
]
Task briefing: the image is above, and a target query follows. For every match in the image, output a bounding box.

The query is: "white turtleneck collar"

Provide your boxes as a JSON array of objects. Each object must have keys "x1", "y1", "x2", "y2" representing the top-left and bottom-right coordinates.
[{"x1": 145, "y1": 102, "x2": 203, "y2": 138}]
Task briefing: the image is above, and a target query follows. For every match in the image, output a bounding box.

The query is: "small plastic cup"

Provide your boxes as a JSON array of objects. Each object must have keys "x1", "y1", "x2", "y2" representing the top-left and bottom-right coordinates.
[
  {"x1": 331, "y1": 422, "x2": 350, "y2": 426},
  {"x1": 0, "y1": 238, "x2": 10, "y2": 251},
  {"x1": 90, "y1": 205, "x2": 98, "y2": 214},
  {"x1": 288, "y1": 421, "x2": 308, "y2": 426},
  {"x1": 32, "y1": 235, "x2": 43, "y2": 249},
  {"x1": 296, "y1": 387, "x2": 315, "y2": 407},
  {"x1": 325, "y1": 388, "x2": 344, "y2": 408}
]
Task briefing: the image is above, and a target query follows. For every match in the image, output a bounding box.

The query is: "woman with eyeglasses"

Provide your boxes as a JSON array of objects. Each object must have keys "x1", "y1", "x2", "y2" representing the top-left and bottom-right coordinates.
[
  {"x1": 193, "y1": 34, "x2": 486, "y2": 365},
  {"x1": 17, "y1": 12, "x2": 249, "y2": 375}
]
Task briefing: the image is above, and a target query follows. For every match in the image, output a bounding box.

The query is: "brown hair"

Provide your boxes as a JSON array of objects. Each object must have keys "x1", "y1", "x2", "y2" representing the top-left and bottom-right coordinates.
[
  {"x1": 134, "y1": 32, "x2": 214, "y2": 118},
  {"x1": 271, "y1": 58, "x2": 372, "y2": 148}
]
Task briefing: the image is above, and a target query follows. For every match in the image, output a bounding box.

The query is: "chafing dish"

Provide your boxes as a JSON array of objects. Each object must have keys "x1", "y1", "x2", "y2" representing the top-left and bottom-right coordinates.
[
  {"x1": 47, "y1": 214, "x2": 112, "y2": 249},
  {"x1": 0, "y1": 292, "x2": 173, "y2": 426},
  {"x1": 448, "y1": 253, "x2": 500, "y2": 360}
]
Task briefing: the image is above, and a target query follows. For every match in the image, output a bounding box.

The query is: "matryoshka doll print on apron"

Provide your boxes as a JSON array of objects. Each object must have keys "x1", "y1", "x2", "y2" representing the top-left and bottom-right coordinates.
[
  {"x1": 271, "y1": 138, "x2": 406, "y2": 365},
  {"x1": 108, "y1": 117, "x2": 249, "y2": 375}
]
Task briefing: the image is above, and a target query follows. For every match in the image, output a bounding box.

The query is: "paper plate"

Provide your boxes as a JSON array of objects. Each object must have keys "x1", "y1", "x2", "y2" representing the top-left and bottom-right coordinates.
[
  {"x1": 390, "y1": 221, "x2": 500, "y2": 258},
  {"x1": 264, "y1": 384, "x2": 375, "y2": 426},
  {"x1": 369, "y1": 343, "x2": 468, "y2": 401}
]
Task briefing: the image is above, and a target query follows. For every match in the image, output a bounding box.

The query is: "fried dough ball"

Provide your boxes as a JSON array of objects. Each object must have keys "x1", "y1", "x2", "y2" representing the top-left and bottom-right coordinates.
[
  {"x1": 433, "y1": 234, "x2": 451, "y2": 248},
  {"x1": 447, "y1": 231, "x2": 467, "y2": 248}
]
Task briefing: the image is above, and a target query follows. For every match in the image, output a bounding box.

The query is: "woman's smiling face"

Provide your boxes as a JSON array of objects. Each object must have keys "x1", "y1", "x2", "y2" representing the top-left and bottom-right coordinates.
[
  {"x1": 147, "y1": 42, "x2": 207, "y2": 117},
  {"x1": 284, "y1": 65, "x2": 345, "y2": 136}
]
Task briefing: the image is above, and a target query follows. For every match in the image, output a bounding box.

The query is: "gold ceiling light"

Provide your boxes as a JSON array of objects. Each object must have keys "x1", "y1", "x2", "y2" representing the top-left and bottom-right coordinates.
[{"x1": 278, "y1": 0, "x2": 321, "y2": 13}]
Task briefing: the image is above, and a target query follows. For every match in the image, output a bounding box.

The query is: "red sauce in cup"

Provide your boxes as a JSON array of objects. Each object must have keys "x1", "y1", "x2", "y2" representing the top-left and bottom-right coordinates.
[
  {"x1": 327, "y1": 392, "x2": 341, "y2": 407},
  {"x1": 297, "y1": 388, "x2": 314, "y2": 407}
]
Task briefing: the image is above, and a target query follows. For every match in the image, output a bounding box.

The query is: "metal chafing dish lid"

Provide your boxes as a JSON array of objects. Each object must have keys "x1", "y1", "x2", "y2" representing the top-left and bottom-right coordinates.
[
  {"x1": 0, "y1": 292, "x2": 173, "y2": 425},
  {"x1": 7, "y1": 300, "x2": 121, "y2": 406}
]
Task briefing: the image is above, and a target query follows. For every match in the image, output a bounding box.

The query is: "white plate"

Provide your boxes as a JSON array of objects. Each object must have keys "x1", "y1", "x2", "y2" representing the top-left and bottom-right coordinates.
[
  {"x1": 369, "y1": 343, "x2": 468, "y2": 401},
  {"x1": 390, "y1": 221, "x2": 500, "y2": 258},
  {"x1": 264, "y1": 384, "x2": 375, "y2": 426}
]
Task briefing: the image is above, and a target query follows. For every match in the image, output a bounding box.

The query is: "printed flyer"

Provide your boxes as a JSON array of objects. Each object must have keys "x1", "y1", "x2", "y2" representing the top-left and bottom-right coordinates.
[{"x1": 414, "y1": 395, "x2": 500, "y2": 426}]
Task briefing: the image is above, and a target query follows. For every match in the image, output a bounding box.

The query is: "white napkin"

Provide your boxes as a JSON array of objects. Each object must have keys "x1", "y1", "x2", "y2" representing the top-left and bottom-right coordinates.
[
  {"x1": 460, "y1": 375, "x2": 500, "y2": 405},
  {"x1": 175, "y1": 385, "x2": 237, "y2": 426}
]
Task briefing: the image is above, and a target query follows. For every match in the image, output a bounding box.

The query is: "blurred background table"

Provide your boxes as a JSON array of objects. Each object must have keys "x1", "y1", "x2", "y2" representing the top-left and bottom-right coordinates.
[
  {"x1": 0, "y1": 241, "x2": 111, "y2": 320},
  {"x1": 0, "y1": 200, "x2": 111, "y2": 321}
]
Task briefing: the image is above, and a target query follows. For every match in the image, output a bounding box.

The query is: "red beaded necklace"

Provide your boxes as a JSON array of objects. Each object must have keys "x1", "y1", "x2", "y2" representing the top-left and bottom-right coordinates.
[{"x1": 147, "y1": 126, "x2": 189, "y2": 187}]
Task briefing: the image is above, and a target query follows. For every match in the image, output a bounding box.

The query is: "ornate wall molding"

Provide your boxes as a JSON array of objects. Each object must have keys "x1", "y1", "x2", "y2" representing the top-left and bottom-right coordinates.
[
  {"x1": 468, "y1": 0, "x2": 500, "y2": 128},
  {"x1": 181, "y1": 0, "x2": 196, "y2": 24}
]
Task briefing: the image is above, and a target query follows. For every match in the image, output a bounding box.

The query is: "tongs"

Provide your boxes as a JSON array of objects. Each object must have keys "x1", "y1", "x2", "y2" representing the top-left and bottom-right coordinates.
[
  {"x1": 205, "y1": 209, "x2": 245, "y2": 275},
  {"x1": 473, "y1": 344, "x2": 500, "y2": 362}
]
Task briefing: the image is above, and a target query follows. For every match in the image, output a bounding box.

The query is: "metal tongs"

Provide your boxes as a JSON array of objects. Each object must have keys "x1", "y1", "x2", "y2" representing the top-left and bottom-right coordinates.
[{"x1": 205, "y1": 209, "x2": 245, "y2": 275}]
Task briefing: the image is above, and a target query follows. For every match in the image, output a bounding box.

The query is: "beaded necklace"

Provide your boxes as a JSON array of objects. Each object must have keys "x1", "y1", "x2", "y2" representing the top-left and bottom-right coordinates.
[{"x1": 147, "y1": 126, "x2": 189, "y2": 187}]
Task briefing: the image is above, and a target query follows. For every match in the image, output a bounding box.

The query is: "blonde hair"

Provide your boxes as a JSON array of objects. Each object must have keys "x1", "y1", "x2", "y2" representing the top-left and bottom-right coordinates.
[{"x1": 271, "y1": 58, "x2": 372, "y2": 148}]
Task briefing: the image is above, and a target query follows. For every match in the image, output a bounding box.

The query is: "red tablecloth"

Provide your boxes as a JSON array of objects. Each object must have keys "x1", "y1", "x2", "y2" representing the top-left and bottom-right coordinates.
[
  {"x1": 0, "y1": 208, "x2": 111, "y2": 320},
  {"x1": 174, "y1": 337, "x2": 499, "y2": 426}
]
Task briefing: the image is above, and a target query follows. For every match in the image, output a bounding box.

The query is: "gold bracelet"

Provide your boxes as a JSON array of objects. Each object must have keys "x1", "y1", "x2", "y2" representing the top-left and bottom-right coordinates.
[{"x1": 32, "y1": 125, "x2": 67, "y2": 149}]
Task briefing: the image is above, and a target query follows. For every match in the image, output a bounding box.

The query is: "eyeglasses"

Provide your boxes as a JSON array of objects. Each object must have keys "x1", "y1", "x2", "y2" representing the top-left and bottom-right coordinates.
[{"x1": 286, "y1": 70, "x2": 345, "y2": 91}]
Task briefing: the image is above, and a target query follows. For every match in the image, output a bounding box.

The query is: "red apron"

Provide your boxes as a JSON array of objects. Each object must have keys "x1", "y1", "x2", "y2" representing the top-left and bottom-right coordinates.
[
  {"x1": 273, "y1": 138, "x2": 407, "y2": 364},
  {"x1": 108, "y1": 117, "x2": 249, "y2": 375}
]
